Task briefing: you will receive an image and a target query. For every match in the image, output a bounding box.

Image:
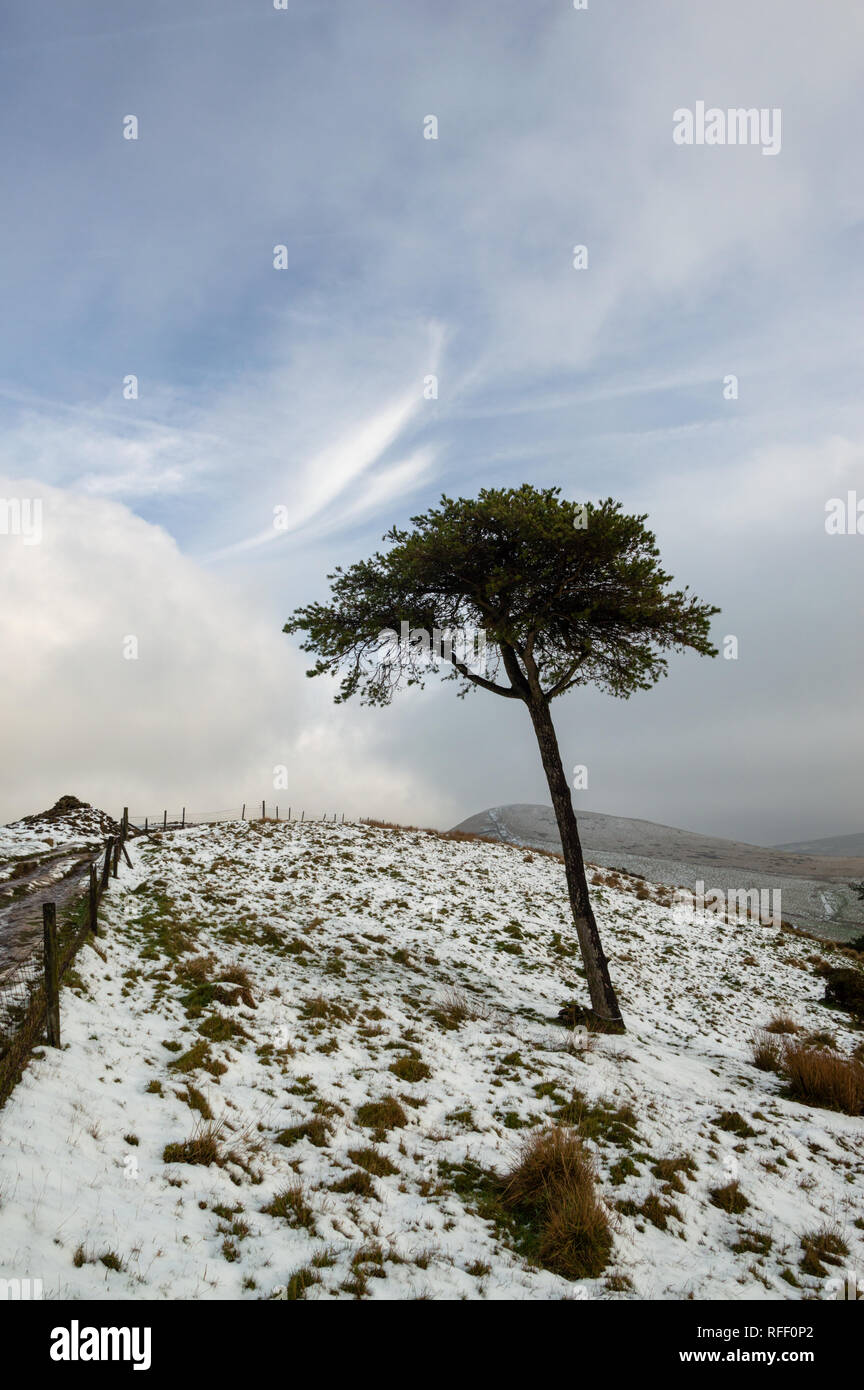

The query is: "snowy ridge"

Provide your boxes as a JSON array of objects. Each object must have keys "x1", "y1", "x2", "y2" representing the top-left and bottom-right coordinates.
[
  {"x1": 0, "y1": 819, "x2": 861, "y2": 1301},
  {"x1": 0, "y1": 797, "x2": 121, "y2": 862}
]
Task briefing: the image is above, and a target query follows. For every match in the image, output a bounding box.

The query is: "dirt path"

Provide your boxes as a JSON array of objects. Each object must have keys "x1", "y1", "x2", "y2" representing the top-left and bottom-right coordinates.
[{"x1": 0, "y1": 848, "x2": 99, "y2": 976}]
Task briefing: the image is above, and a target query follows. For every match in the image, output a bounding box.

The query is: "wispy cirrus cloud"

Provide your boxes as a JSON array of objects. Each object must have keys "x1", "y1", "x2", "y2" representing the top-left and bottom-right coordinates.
[{"x1": 208, "y1": 392, "x2": 436, "y2": 560}]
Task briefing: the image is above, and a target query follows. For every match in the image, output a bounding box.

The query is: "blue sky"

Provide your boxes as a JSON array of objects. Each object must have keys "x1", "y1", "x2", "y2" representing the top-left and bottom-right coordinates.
[{"x1": 0, "y1": 0, "x2": 862, "y2": 841}]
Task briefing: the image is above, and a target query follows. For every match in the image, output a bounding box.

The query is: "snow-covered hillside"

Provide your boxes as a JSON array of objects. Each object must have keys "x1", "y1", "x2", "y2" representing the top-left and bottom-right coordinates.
[
  {"x1": 0, "y1": 819, "x2": 861, "y2": 1300},
  {"x1": 0, "y1": 796, "x2": 122, "y2": 861}
]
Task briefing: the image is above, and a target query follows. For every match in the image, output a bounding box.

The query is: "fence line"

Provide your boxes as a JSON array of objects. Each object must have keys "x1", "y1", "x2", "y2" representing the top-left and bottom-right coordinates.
[
  {"x1": 0, "y1": 811, "x2": 131, "y2": 1108},
  {"x1": 0, "y1": 801, "x2": 357, "y2": 1106},
  {"x1": 127, "y1": 805, "x2": 349, "y2": 831}
]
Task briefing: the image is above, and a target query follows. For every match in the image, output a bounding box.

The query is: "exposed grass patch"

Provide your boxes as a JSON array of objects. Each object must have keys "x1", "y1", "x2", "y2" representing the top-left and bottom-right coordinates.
[
  {"x1": 177, "y1": 1084, "x2": 213, "y2": 1119},
  {"x1": 162, "y1": 1119, "x2": 229, "y2": 1167},
  {"x1": 388, "y1": 1055, "x2": 432, "y2": 1083},
  {"x1": 167, "y1": 1039, "x2": 228, "y2": 1078},
  {"x1": 822, "y1": 967, "x2": 864, "y2": 1019},
  {"x1": 650, "y1": 1153, "x2": 698, "y2": 1193},
  {"x1": 783, "y1": 1040, "x2": 864, "y2": 1116},
  {"x1": 714, "y1": 1110, "x2": 757, "y2": 1138},
  {"x1": 182, "y1": 982, "x2": 254, "y2": 1017},
  {"x1": 279, "y1": 1266, "x2": 322, "y2": 1300},
  {"x1": 616, "y1": 1193, "x2": 681, "y2": 1231},
  {"x1": 500, "y1": 1127, "x2": 613, "y2": 1279},
  {"x1": 608, "y1": 1155, "x2": 640, "y2": 1186},
  {"x1": 709, "y1": 1180, "x2": 749, "y2": 1214},
  {"x1": 731, "y1": 1230, "x2": 773, "y2": 1256},
  {"x1": 347, "y1": 1147, "x2": 399, "y2": 1177},
  {"x1": 330, "y1": 1169, "x2": 376, "y2": 1198},
  {"x1": 800, "y1": 1224, "x2": 849, "y2": 1278},
  {"x1": 552, "y1": 1090, "x2": 639, "y2": 1148},
  {"x1": 198, "y1": 1011, "x2": 250, "y2": 1043},
  {"x1": 764, "y1": 1015, "x2": 800, "y2": 1035},
  {"x1": 429, "y1": 988, "x2": 485, "y2": 1031},
  {"x1": 355, "y1": 1095, "x2": 408, "y2": 1136},
  {"x1": 275, "y1": 1117, "x2": 332, "y2": 1149},
  {"x1": 261, "y1": 1182, "x2": 316, "y2": 1232},
  {"x1": 300, "y1": 995, "x2": 352, "y2": 1023},
  {"x1": 751, "y1": 1031, "x2": 784, "y2": 1073}
]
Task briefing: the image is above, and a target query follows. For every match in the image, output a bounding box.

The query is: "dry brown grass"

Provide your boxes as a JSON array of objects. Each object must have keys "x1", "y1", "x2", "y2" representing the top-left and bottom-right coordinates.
[
  {"x1": 799, "y1": 1223, "x2": 849, "y2": 1277},
  {"x1": 500, "y1": 1127, "x2": 612, "y2": 1279},
  {"x1": 751, "y1": 1030, "x2": 784, "y2": 1072},
  {"x1": 221, "y1": 963, "x2": 254, "y2": 989},
  {"x1": 430, "y1": 987, "x2": 487, "y2": 1030},
  {"x1": 177, "y1": 954, "x2": 217, "y2": 984},
  {"x1": 162, "y1": 1118, "x2": 229, "y2": 1167},
  {"x1": 355, "y1": 1095, "x2": 408, "y2": 1134},
  {"x1": 764, "y1": 1015, "x2": 800, "y2": 1035},
  {"x1": 783, "y1": 1040, "x2": 864, "y2": 1116},
  {"x1": 708, "y1": 1180, "x2": 749, "y2": 1214}
]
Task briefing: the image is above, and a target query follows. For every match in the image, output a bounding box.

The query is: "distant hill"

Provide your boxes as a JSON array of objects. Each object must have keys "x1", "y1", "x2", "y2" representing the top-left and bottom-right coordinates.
[
  {"x1": 772, "y1": 832, "x2": 864, "y2": 857},
  {"x1": 449, "y1": 804, "x2": 864, "y2": 943}
]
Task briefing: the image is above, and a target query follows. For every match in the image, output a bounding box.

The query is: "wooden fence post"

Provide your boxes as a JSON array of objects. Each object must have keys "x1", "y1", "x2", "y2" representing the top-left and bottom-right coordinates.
[
  {"x1": 181, "y1": 807, "x2": 186, "y2": 828},
  {"x1": 121, "y1": 807, "x2": 129, "y2": 843},
  {"x1": 300, "y1": 809, "x2": 304, "y2": 823},
  {"x1": 112, "y1": 837, "x2": 119, "y2": 878},
  {"x1": 101, "y1": 838, "x2": 112, "y2": 891},
  {"x1": 241, "y1": 803, "x2": 246, "y2": 820},
  {"x1": 89, "y1": 865, "x2": 98, "y2": 935},
  {"x1": 43, "y1": 903, "x2": 60, "y2": 1047},
  {"x1": 144, "y1": 815, "x2": 148, "y2": 833},
  {"x1": 163, "y1": 810, "x2": 167, "y2": 830},
  {"x1": 262, "y1": 800, "x2": 265, "y2": 821}
]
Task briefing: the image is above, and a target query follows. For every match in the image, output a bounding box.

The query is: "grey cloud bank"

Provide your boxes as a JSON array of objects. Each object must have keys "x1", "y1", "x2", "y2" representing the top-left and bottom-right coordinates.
[{"x1": 0, "y1": 0, "x2": 861, "y2": 844}]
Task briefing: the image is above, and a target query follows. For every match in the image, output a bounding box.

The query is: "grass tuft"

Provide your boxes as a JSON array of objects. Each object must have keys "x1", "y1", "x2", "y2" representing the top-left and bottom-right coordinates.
[{"x1": 500, "y1": 1126, "x2": 612, "y2": 1279}]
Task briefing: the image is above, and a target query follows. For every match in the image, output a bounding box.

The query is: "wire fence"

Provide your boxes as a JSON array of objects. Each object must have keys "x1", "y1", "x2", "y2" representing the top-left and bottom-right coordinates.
[
  {"x1": 0, "y1": 832, "x2": 121, "y2": 1108},
  {"x1": 127, "y1": 804, "x2": 349, "y2": 831}
]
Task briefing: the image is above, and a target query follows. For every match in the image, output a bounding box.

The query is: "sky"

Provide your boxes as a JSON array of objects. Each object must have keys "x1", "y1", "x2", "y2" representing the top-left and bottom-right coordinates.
[{"x1": 0, "y1": 0, "x2": 861, "y2": 843}]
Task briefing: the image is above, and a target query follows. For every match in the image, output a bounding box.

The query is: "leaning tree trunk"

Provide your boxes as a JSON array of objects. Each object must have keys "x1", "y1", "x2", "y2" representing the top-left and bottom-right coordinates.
[{"x1": 526, "y1": 695, "x2": 624, "y2": 1027}]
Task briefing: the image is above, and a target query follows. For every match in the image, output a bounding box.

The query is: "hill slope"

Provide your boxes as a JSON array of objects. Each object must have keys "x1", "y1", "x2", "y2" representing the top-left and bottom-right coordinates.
[
  {"x1": 0, "y1": 819, "x2": 860, "y2": 1301},
  {"x1": 451, "y1": 805, "x2": 864, "y2": 942},
  {"x1": 774, "y1": 833, "x2": 864, "y2": 857}
]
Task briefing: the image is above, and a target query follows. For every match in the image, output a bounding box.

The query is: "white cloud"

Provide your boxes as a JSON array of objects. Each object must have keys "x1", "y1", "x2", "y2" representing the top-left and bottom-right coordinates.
[{"x1": 0, "y1": 478, "x2": 454, "y2": 826}]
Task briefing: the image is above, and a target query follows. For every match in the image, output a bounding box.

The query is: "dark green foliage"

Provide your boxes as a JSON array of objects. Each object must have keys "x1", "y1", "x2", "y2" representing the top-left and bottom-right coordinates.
[{"x1": 284, "y1": 486, "x2": 719, "y2": 707}]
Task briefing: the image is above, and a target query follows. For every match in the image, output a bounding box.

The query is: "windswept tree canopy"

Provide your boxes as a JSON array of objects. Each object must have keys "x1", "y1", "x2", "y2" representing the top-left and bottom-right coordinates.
[{"x1": 284, "y1": 486, "x2": 720, "y2": 706}]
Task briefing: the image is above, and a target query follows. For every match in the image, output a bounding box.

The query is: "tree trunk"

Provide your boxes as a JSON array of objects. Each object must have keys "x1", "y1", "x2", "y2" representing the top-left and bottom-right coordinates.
[{"x1": 525, "y1": 695, "x2": 624, "y2": 1028}]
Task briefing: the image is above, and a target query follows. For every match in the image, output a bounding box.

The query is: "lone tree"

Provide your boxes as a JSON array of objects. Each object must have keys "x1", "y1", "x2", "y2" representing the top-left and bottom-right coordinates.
[{"x1": 285, "y1": 485, "x2": 719, "y2": 1028}]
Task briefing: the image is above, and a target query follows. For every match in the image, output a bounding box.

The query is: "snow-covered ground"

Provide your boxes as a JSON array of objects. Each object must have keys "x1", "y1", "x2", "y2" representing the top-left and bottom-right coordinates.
[
  {"x1": 0, "y1": 798, "x2": 121, "y2": 862},
  {"x1": 0, "y1": 819, "x2": 861, "y2": 1300}
]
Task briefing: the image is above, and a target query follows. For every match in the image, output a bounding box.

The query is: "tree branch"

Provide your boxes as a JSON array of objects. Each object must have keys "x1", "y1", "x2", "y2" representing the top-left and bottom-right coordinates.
[{"x1": 448, "y1": 651, "x2": 522, "y2": 698}]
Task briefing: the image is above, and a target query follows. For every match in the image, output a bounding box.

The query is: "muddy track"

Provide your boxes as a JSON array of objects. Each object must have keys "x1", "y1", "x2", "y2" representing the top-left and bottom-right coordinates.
[{"x1": 0, "y1": 847, "x2": 102, "y2": 976}]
